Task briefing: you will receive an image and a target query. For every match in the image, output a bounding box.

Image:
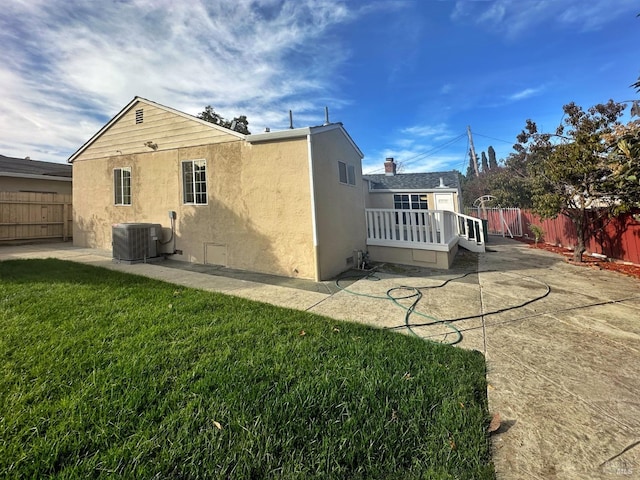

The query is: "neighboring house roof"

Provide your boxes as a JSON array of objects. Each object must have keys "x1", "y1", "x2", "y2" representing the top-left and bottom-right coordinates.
[
  {"x1": 363, "y1": 171, "x2": 460, "y2": 191},
  {"x1": 246, "y1": 123, "x2": 364, "y2": 159},
  {"x1": 67, "y1": 96, "x2": 246, "y2": 163},
  {"x1": 0, "y1": 154, "x2": 72, "y2": 180}
]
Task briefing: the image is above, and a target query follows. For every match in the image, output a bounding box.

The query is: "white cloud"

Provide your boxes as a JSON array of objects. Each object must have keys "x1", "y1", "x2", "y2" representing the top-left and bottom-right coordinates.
[
  {"x1": 451, "y1": 0, "x2": 638, "y2": 37},
  {"x1": 507, "y1": 87, "x2": 543, "y2": 102},
  {"x1": 361, "y1": 122, "x2": 467, "y2": 174},
  {"x1": 440, "y1": 84, "x2": 453, "y2": 95},
  {"x1": 0, "y1": 0, "x2": 367, "y2": 162},
  {"x1": 401, "y1": 123, "x2": 452, "y2": 139}
]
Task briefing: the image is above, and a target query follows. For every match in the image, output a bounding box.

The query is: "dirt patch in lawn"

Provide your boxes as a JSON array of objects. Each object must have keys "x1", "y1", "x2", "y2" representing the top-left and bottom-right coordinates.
[{"x1": 516, "y1": 239, "x2": 640, "y2": 280}]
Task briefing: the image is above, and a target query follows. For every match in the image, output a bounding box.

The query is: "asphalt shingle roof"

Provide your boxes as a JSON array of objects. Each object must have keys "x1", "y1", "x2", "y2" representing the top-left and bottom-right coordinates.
[
  {"x1": 363, "y1": 171, "x2": 460, "y2": 191},
  {"x1": 0, "y1": 155, "x2": 72, "y2": 178}
]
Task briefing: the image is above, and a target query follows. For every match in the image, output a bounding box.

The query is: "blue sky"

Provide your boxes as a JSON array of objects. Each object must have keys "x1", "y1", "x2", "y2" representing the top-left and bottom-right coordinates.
[{"x1": 1, "y1": 0, "x2": 638, "y2": 174}]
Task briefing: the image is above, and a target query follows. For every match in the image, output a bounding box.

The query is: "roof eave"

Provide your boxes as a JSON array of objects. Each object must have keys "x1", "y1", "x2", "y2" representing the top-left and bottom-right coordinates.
[
  {"x1": 246, "y1": 123, "x2": 364, "y2": 159},
  {"x1": 0, "y1": 172, "x2": 72, "y2": 182}
]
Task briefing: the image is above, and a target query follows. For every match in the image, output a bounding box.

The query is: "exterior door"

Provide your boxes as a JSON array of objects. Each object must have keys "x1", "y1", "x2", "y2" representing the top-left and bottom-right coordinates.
[
  {"x1": 433, "y1": 192, "x2": 455, "y2": 211},
  {"x1": 433, "y1": 192, "x2": 455, "y2": 234}
]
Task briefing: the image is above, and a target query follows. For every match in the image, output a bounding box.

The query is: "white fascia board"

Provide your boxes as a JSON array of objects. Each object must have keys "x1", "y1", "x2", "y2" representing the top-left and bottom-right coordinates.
[
  {"x1": 246, "y1": 123, "x2": 364, "y2": 159},
  {"x1": 0, "y1": 172, "x2": 72, "y2": 182},
  {"x1": 369, "y1": 188, "x2": 459, "y2": 193},
  {"x1": 245, "y1": 127, "x2": 312, "y2": 143}
]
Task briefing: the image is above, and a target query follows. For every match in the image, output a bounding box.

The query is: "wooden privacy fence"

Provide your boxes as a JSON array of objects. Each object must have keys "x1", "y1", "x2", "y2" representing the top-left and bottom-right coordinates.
[
  {"x1": 522, "y1": 209, "x2": 640, "y2": 265},
  {"x1": 0, "y1": 192, "x2": 72, "y2": 242}
]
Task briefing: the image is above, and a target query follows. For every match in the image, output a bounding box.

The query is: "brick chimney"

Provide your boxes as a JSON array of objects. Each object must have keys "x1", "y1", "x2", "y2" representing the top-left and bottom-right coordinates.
[{"x1": 384, "y1": 157, "x2": 396, "y2": 176}]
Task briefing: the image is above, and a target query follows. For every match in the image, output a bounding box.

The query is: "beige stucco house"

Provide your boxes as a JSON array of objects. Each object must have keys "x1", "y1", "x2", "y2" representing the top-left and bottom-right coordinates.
[
  {"x1": 69, "y1": 97, "x2": 366, "y2": 281},
  {"x1": 363, "y1": 157, "x2": 462, "y2": 213},
  {"x1": 360, "y1": 158, "x2": 470, "y2": 269}
]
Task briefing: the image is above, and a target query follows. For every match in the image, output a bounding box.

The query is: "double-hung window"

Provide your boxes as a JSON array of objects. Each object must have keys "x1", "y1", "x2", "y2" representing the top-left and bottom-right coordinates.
[
  {"x1": 338, "y1": 161, "x2": 356, "y2": 186},
  {"x1": 114, "y1": 167, "x2": 131, "y2": 205},
  {"x1": 182, "y1": 159, "x2": 207, "y2": 205}
]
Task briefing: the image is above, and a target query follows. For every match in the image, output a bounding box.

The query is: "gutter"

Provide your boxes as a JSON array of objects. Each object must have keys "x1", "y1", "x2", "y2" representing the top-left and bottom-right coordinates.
[
  {"x1": 307, "y1": 134, "x2": 321, "y2": 282},
  {"x1": 0, "y1": 172, "x2": 72, "y2": 182}
]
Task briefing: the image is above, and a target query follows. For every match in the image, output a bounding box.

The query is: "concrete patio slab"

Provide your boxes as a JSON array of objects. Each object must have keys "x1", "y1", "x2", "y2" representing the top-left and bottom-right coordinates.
[{"x1": 1, "y1": 238, "x2": 639, "y2": 479}]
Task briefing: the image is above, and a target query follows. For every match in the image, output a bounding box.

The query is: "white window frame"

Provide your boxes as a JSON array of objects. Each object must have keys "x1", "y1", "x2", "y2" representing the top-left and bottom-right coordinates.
[
  {"x1": 338, "y1": 161, "x2": 356, "y2": 186},
  {"x1": 394, "y1": 193, "x2": 428, "y2": 224},
  {"x1": 394, "y1": 193, "x2": 428, "y2": 210},
  {"x1": 182, "y1": 159, "x2": 208, "y2": 205},
  {"x1": 114, "y1": 167, "x2": 131, "y2": 206}
]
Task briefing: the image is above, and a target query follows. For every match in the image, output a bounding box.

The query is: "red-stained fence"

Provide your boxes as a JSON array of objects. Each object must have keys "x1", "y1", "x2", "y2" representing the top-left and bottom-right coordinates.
[{"x1": 521, "y1": 209, "x2": 640, "y2": 265}]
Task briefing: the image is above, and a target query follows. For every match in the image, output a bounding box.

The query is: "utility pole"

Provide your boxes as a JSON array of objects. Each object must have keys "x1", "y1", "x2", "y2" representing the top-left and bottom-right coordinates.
[
  {"x1": 467, "y1": 125, "x2": 486, "y2": 227},
  {"x1": 467, "y1": 125, "x2": 480, "y2": 178}
]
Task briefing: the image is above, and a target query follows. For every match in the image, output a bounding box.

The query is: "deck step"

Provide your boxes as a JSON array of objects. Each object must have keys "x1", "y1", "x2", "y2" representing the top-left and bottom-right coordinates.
[{"x1": 458, "y1": 236, "x2": 486, "y2": 253}]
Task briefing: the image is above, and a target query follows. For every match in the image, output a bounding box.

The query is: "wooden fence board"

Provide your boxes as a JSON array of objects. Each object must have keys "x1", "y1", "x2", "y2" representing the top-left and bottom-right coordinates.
[
  {"x1": 522, "y1": 209, "x2": 640, "y2": 265},
  {"x1": 0, "y1": 192, "x2": 72, "y2": 242}
]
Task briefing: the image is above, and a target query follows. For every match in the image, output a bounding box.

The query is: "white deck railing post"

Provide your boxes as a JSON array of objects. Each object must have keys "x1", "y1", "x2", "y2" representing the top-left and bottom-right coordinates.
[{"x1": 365, "y1": 208, "x2": 486, "y2": 253}]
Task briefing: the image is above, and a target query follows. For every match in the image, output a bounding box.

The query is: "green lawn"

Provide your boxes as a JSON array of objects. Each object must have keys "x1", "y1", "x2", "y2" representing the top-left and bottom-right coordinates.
[{"x1": 0, "y1": 259, "x2": 494, "y2": 479}]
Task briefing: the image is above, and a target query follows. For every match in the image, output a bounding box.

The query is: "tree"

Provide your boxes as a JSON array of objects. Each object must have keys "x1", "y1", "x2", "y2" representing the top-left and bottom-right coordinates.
[
  {"x1": 481, "y1": 151, "x2": 489, "y2": 172},
  {"x1": 488, "y1": 146, "x2": 498, "y2": 169},
  {"x1": 465, "y1": 150, "x2": 476, "y2": 178},
  {"x1": 197, "y1": 106, "x2": 251, "y2": 134},
  {"x1": 515, "y1": 100, "x2": 628, "y2": 262},
  {"x1": 607, "y1": 120, "x2": 640, "y2": 206},
  {"x1": 484, "y1": 151, "x2": 533, "y2": 208}
]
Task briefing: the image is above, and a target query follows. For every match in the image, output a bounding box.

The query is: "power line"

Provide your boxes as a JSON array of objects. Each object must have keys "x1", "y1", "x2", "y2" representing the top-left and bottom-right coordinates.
[
  {"x1": 473, "y1": 132, "x2": 514, "y2": 145},
  {"x1": 401, "y1": 133, "x2": 467, "y2": 166},
  {"x1": 365, "y1": 133, "x2": 467, "y2": 173},
  {"x1": 458, "y1": 135, "x2": 470, "y2": 173}
]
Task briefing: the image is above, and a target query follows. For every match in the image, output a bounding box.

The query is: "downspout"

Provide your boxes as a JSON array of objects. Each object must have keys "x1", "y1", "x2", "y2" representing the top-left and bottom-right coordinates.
[{"x1": 307, "y1": 134, "x2": 321, "y2": 281}]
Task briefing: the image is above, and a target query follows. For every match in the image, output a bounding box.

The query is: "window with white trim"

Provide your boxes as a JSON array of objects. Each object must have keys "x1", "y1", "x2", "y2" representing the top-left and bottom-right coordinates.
[
  {"x1": 182, "y1": 159, "x2": 207, "y2": 205},
  {"x1": 394, "y1": 193, "x2": 428, "y2": 224},
  {"x1": 338, "y1": 161, "x2": 356, "y2": 186},
  {"x1": 394, "y1": 194, "x2": 428, "y2": 210},
  {"x1": 114, "y1": 167, "x2": 131, "y2": 205}
]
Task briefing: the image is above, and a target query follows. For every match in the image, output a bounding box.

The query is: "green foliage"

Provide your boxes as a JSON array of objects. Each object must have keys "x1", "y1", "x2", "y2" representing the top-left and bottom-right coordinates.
[
  {"x1": 528, "y1": 224, "x2": 544, "y2": 245},
  {"x1": 0, "y1": 259, "x2": 494, "y2": 479},
  {"x1": 466, "y1": 150, "x2": 476, "y2": 178},
  {"x1": 198, "y1": 105, "x2": 251, "y2": 134},
  {"x1": 516, "y1": 100, "x2": 628, "y2": 261},
  {"x1": 481, "y1": 151, "x2": 489, "y2": 172},
  {"x1": 608, "y1": 121, "x2": 640, "y2": 205},
  {"x1": 488, "y1": 146, "x2": 498, "y2": 170}
]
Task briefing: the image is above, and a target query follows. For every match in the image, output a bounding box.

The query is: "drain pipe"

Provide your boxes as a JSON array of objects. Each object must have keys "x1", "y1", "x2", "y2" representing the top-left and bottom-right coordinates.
[{"x1": 307, "y1": 133, "x2": 321, "y2": 281}]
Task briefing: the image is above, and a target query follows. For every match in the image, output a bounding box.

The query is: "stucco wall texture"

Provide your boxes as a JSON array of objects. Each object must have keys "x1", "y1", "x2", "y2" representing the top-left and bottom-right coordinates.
[{"x1": 72, "y1": 99, "x2": 366, "y2": 281}]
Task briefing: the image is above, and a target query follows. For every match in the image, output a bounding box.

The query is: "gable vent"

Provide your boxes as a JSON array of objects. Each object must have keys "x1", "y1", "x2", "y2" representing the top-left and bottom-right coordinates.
[{"x1": 135, "y1": 108, "x2": 144, "y2": 124}]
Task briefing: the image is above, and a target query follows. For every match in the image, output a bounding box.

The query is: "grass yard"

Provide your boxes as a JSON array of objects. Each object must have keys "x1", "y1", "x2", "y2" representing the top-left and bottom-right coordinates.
[{"x1": 0, "y1": 259, "x2": 494, "y2": 479}]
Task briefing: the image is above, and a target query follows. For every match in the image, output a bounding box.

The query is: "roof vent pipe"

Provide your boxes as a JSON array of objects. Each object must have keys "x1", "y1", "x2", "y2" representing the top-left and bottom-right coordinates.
[
  {"x1": 323, "y1": 106, "x2": 330, "y2": 126},
  {"x1": 438, "y1": 177, "x2": 447, "y2": 188},
  {"x1": 289, "y1": 110, "x2": 294, "y2": 129}
]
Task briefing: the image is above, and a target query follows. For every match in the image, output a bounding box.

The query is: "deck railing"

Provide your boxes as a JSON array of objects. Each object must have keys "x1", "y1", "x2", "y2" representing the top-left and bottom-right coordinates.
[{"x1": 365, "y1": 209, "x2": 485, "y2": 253}]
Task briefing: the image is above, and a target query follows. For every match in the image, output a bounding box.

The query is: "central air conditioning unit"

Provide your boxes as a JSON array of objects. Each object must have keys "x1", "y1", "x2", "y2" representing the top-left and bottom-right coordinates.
[{"x1": 112, "y1": 223, "x2": 162, "y2": 263}]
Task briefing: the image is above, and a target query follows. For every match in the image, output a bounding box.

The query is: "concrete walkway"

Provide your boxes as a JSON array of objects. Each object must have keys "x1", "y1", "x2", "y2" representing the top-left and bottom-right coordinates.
[{"x1": 1, "y1": 239, "x2": 639, "y2": 478}]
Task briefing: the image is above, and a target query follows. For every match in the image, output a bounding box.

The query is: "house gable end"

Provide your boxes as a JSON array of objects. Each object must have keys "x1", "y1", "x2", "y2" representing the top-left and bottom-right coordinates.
[{"x1": 68, "y1": 97, "x2": 244, "y2": 162}]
